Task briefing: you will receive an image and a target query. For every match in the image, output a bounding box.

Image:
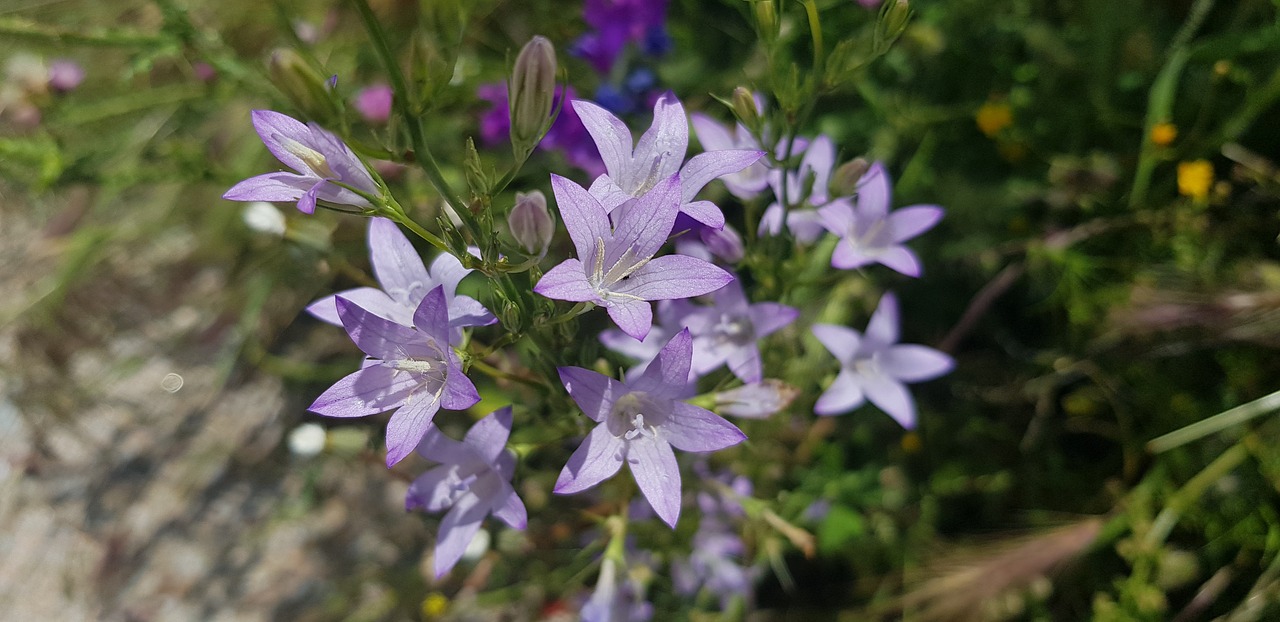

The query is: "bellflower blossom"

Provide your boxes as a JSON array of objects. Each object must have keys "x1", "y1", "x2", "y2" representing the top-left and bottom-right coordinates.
[
  {"x1": 309, "y1": 287, "x2": 481, "y2": 466},
  {"x1": 817, "y1": 162, "x2": 944, "y2": 277},
  {"x1": 689, "y1": 113, "x2": 770, "y2": 200},
  {"x1": 555, "y1": 329, "x2": 746, "y2": 527},
  {"x1": 758, "y1": 134, "x2": 836, "y2": 242},
  {"x1": 534, "y1": 174, "x2": 732, "y2": 341},
  {"x1": 223, "y1": 110, "x2": 379, "y2": 214},
  {"x1": 572, "y1": 0, "x2": 670, "y2": 74},
  {"x1": 599, "y1": 299, "x2": 694, "y2": 382},
  {"x1": 306, "y1": 218, "x2": 495, "y2": 344},
  {"x1": 574, "y1": 94, "x2": 764, "y2": 230},
  {"x1": 681, "y1": 278, "x2": 799, "y2": 383},
  {"x1": 582, "y1": 556, "x2": 654, "y2": 622},
  {"x1": 406, "y1": 407, "x2": 527, "y2": 578},
  {"x1": 811, "y1": 293, "x2": 953, "y2": 427}
]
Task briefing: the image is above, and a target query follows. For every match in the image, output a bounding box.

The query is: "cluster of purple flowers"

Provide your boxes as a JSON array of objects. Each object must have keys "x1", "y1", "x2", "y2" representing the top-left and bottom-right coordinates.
[{"x1": 223, "y1": 79, "x2": 952, "y2": 606}]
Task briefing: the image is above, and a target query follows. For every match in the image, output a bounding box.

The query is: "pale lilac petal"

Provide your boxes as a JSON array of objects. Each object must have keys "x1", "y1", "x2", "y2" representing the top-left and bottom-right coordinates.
[
  {"x1": 680, "y1": 200, "x2": 726, "y2": 230},
  {"x1": 613, "y1": 255, "x2": 732, "y2": 301},
  {"x1": 385, "y1": 396, "x2": 443, "y2": 466},
  {"x1": 306, "y1": 122, "x2": 378, "y2": 193},
  {"x1": 787, "y1": 209, "x2": 827, "y2": 243},
  {"x1": 814, "y1": 369, "x2": 866, "y2": 415},
  {"x1": 427, "y1": 251, "x2": 472, "y2": 298},
  {"x1": 411, "y1": 286, "x2": 453, "y2": 346},
  {"x1": 865, "y1": 293, "x2": 900, "y2": 346},
  {"x1": 880, "y1": 345, "x2": 954, "y2": 382},
  {"x1": 462, "y1": 407, "x2": 513, "y2": 463},
  {"x1": 800, "y1": 135, "x2": 836, "y2": 205},
  {"x1": 491, "y1": 483, "x2": 528, "y2": 529},
  {"x1": 627, "y1": 94, "x2": 687, "y2": 191},
  {"x1": 663, "y1": 402, "x2": 746, "y2": 452},
  {"x1": 887, "y1": 206, "x2": 944, "y2": 242},
  {"x1": 831, "y1": 240, "x2": 874, "y2": 270},
  {"x1": 554, "y1": 424, "x2": 626, "y2": 494},
  {"x1": 368, "y1": 218, "x2": 431, "y2": 301},
  {"x1": 690, "y1": 113, "x2": 734, "y2": 152},
  {"x1": 811, "y1": 324, "x2": 861, "y2": 363},
  {"x1": 337, "y1": 297, "x2": 424, "y2": 360},
  {"x1": 856, "y1": 162, "x2": 891, "y2": 218},
  {"x1": 573, "y1": 99, "x2": 633, "y2": 179},
  {"x1": 817, "y1": 198, "x2": 856, "y2": 235},
  {"x1": 606, "y1": 299, "x2": 654, "y2": 341},
  {"x1": 627, "y1": 437, "x2": 682, "y2": 528},
  {"x1": 533, "y1": 259, "x2": 598, "y2": 302},
  {"x1": 758, "y1": 203, "x2": 783, "y2": 237},
  {"x1": 862, "y1": 376, "x2": 917, "y2": 428},
  {"x1": 222, "y1": 172, "x2": 310, "y2": 202},
  {"x1": 599, "y1": 328, "x2": 665, "y2": 362},
  {"x1": 725, "y1": 345, "x2": 763, "y2": 383},
  {"x1": 297, "y1": 180, "x2": 322, "y2": 214},
  {"x1": 415, "y1": 426, "x2": 476, "y2": 467},
  {"x1": 550, "y1": 174, "x2": 613, "y2": 265},
  {"x1": 610, "y1": 174, "x2": 682, "y2": 262},
  {"x1": 309, "y1": 365, "x2": 417, "y2": 417},
  {"x1": 679, "y1": 150, "x2": 765, "y2": 203},
  {"x1": 633, "y1": 329, "x2": 693, "y2": 394},
  {"x1": 587, "y1": 175, "x2": 633, "y2": 213},
  {"x1": 251, "y1": 109, "x2": 311, "y2": 172},
  {"x1": 447, "y1": 295, "x2": 497, "y2": 328},
  {"x1": 306, "y1": 288, "x2": 399, "y2": 326},
  {"x1": 405, "y1": 465, "x2": 461, "y2": 512},
  {"x1": 558, "y1": 366, "x2": 627, "y2": 422},
  {"x1": 749, "y1": 303, "x2": 800, "y2": 337},
  {"x1": 877, "y1": 246, "x2": 922, "y2": 277},
  {"x1": 433, "y1": 493, "x2": 487, "y2": 577},
  {"x1": 439, "y1": 359, "x2": 480, "y2": 411}
]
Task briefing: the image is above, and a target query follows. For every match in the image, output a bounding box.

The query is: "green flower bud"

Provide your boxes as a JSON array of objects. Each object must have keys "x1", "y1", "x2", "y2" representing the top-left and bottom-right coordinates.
[
  {"x1": 731, "y1": 87, "x2": 762, "y2": 134},
  {"x1": 753, "y1": 0, "x2": 780, "y2": 45},
  {"x1": 267, "y1": 49, "x2": 341, "y2": 125},
  {"x1": 507, "y1": 190, "x2": 554, "y2": 256},
  {"x1": 875, "y1": 0, "x2": 912, "y2": 54},
  {"x1": 509, "y1": 36, "x2": 558, "y2": 154},
  {"x1": 830, "y1": 157, "x2": 870, "y2": 196}
]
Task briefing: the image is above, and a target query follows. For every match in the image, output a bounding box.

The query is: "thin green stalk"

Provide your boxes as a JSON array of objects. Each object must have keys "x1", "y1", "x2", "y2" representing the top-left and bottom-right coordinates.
[
  {"x1": 0, "y1": 16, "x2": 167, "y2": 47},
  {"x1": 1143, "y1": 443, "x2": 1250, "y2": 548},
  {"x1": 1147, "y1": 387, "x2": 1280, "y2": 453}
]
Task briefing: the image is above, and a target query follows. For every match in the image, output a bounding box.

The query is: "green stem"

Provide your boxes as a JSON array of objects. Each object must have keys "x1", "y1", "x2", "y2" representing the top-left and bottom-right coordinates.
[
  {"x1": 0, "y1": 16, "x2": 167, "y2": 47},
  {"x1": 386, "y1": 210, "x2": 449, "y2": 252},
  {"x1": 1147, "y1": 387, "x2": 1280, "y2": 453},
  {"x1": 802, "y1": 0, "x2": 825, "y2": 80},
  {"x1": 1143, "y1": 443, "x2": 1250, "y2": 548}
]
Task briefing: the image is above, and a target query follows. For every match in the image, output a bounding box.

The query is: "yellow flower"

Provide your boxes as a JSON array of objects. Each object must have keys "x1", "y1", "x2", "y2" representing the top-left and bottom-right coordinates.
[
  {"x1": 900, "y1": 432, "x2": 922, "y2": 454},
  {"x1": 1177, "y1": 160, "x2": 1213, "y2": 200},
  {"x1": 976, "y1": 100, "x2": 1013, "y2": 137},
  {"x1": 1150, "y1": 122, "x2": 1177, "y2": 147},
  {"x1": 421, "y1": 593, "x2": 449, "y2": 619}
]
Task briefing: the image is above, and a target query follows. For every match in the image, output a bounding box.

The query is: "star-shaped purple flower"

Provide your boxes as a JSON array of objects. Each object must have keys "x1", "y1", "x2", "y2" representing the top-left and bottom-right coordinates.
[
  {"x1": 811, "y1": 292, "x2": 953, "y2": 427},
  {"x1": 306, "y1": 218, "x2": 495, "y2": 344},
  {"x1": 555, "y1": 329, "x2": 746, "y2": 527},
  {"x1": 534, "y1": 174, "x2": 732, "y2": 341},
  {"x1": 309, "y1": 286, "x2": 480, "y2": 466},
  {"x1": 406, "y1": 407, "x2": 527, "y2": 578},
  {"x1": 574, "y1": 93, "x2": 764, "y2": 230},
  {"x1": 817, "y1": 162, "x2": 944, "y2": 277},
  {"x1": 224, "y1": 110, "x2": 380, "y2": 214},
  {"x1": 758, "y1": 134, "x2": 835, "y2": 243},
  {"x1": 689, "y1": 112, "x2": 770, "y2": 200},
  {"x1": 681, "y1": 278, "x2": 799, "y2": 383}
]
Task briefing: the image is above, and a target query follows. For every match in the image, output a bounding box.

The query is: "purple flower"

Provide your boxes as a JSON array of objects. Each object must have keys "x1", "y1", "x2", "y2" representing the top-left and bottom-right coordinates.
[
  {"x1": 306, "y1": 218, "x2": 494, "y2": 344},
  {"x1": 46, "y1": 59, "x2": 84, "y2": 92},
  {"x1": 599, "y1": 299, "x2": 694, "y2": 382},
  {"x1": 681, "y1": 279, "x2": 799, "y2": 383},
  {"x1": 573, "y1": 0, "x2": 670, "y2": 74},
  {"x1": 534, "y1": 174, "x2": 732, "y2": 341},
  {"x1": 811, "y1": 293, "x2": 953, "y2": 427},
  {"x1": 574, "y1": 94, "x2": 764, "y2": 229},
  {"x1": 689, "y1": 113, "x2": 770, "y2": 200},
  {"x1": 582, "y1": 556, "x2": 654, "y2": 622},
  {"x1": 675, "y1": 223, "x2": 746, "y2": 265},
  {"x1": 309, "y1": 286, "x2": 481, "y2": 466},
  {"x1": 672, "y1": 518, "x2": 756, "y2": 609},
  {"x1": 817, "y1": 162, "x2": 944, "y2": 277},
  {"x1": 758, "y1": 134, "x2": 836, "y2": 243},
  {"x1": 554, "y1": 329, "x2": 746, "y2": 527},
  {"x1": 477, "y1": 83, "x2": 605, "y2": 177},
  {"x1": 407, "y1": 407, "x2": 527, "y2": 578},
  {"x1": 223, "y1": 110, "x2": 379, "y2": 214},
  {"x1": 353, "y1": 83, "x2": 393, "y2": 124}
]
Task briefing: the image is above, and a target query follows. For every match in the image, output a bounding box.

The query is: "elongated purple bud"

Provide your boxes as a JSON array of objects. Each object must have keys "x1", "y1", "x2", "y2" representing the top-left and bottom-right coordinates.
[
  {"x1": 507, "y1": 190, "x2": 554, "y2": 256},
  {"x1": 509, "y1": 36, "x2": 557, "y2": 152}
]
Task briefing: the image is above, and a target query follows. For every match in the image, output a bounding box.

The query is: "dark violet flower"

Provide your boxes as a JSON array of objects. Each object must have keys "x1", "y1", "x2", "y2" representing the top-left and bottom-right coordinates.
[
  {"x1": 309, "y1": 286, "x2": 481, "y2": 466},
  {"x1": 223, "y1": 110, "x2": 379, "y2": 214},
  {"x1": 407, "y1": 407, "x2": 527, "y2": 578},
  {"x1": 555, "y1": 329, "x2": 746, "y2": 527},
  {"x1": 817, "y1": 162, "x2": 944, "y2": 277},
  {"x1": 574, "y1": 0, "x2": 670, "y2": 73},
  {"x1": 306, "y1": 218, "x2": 494, "y2": 344},
  {"x1": 353, "y1": 83, "x2": 393, "y2": 124},
  {"x1": 811, "y1": 293, "x2": 953, "y2": 427},
  {"x1": 759, "y1": 134, "x2": 836, "y2": 243},
  {"x1": 534, "y1": 174, "x2": 732, "y2": 341},
  {"x1": 682, "y1": 279, "x2": 799, "y2": 383},
  {"x1": 574, "y1": 94, "x2": 764, "y2": 229}
]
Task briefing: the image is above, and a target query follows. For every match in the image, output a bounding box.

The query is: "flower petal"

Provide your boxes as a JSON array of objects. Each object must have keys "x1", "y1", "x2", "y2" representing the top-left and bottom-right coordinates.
[
  {"x1": 433, "y1": 493, "x2": 487, "y2": 577},
  {"x1": 690, "y1": 113, "x2": 734, "y2": 152},
  {"x1": 491, "y1": 482, "x2": 528, "y2": 529},
  {"x1": 554, "y1": 424, "x2": 626, "y2": 494},
  {"x1": 412, "y1": 285, "x2": 454, "y2": 346},
  {"x1": 587, "y1": 175, "x2": 633, "y2": 213},
  {"x1": 427, "y1": 251, "x2": 472, "y2": 298},
  {"x1": 876, "y1": 246, "x2": 922, "y2": 277},
  {"x1": 415, "y1": 426, "x2": 476, "y2": 467},
  {"x1": 551, "y1": 174, "x2": 613, "y2": 266},
  {"x1": 749, "y1": 302, "x2": 800, "y2": 338},
  {"x1": 573, "y1": 99, "x2": 634, "y2": 180},
  {"x1": 679, "y1": 200, "x2": 726, "y2": 230},
  {"x1": 439, "y1": 356, "x2": 481, "y2": 411},
  {"x1": 447, "y1": 295, "x2": 497, "y2": 329},
  {"x1": 817, "y1": 198, "x2": 856, "y2": 236},
  {"x1": 251, "y1": 110, "x2": 311, "y2": 173},
  {"x1": 336, "y1": 297, "x2": 425, "y2": 360},
  {"x1": 222, "y1": 171, "x2": 311, "y2": 202},
  {"x1": 610, "y1": 173, "x2": 682, "y2": 262},
  {"x1": 663, "y1": 402, "x2": 746, "y2": 452},
  {"x1": 865, "y1": 293, "x2": 901, "y2": 347},
  {"x1": 814, "y1": 369, "x2": 866, "y2": 415},
  {"x1": 811, "y1": 324, "x2": 861, "y2": 363},
  {"x1": 626, "y1": 94, "x2": 688, "y2": 192},
  {"x1": 888, "y1": 206, "x2": 944, "y2": 243},
  {"x1": 856, "y1": 162, "x2": 892, "y2": 219},
  {"x1": 309, "y1": 364, "x2": 417, "y2": 417},
  {"x1": 627, "y1": 437, "x2": 682, "y2": 528},
  {"x1": 679, "y1": 150, "x2": 765, "y2": 203},
  {"x1": 366, "y1": 218, "x2": 431, "y2": 304},
  {"x1": 558, "y1": 366, "x2": 627, "y2": 422},
  {"x1": 613, "y1": 255, "x2": 732, "y2": 301},
  {"x1": 463, "y1": 407, "x2": 514, "y2": 463},
  {"x1": 633, "y1": 329, "x2": 694, "y2": 394},
  {"x1": 606, "y1": 299, "x2": 654, "y2": 342},
  {"x1": 725, "y1": 344, "x2": 763, "y2": 384},
  {"x1": 385, "y1": 396, "x2": 443, "y2": 466},
  {"x1": 881, "y1": 345, "x2": 954, "y2": 383},
  {"x1": 831, "y1": 239, "x2": 874, "y2": 270},
  {"x1": 406, "y1": 464, "x2": 462, "y2": 512},
  {"x1": 533, "y1": 259, "x2": 598, "y2": 302},
  {"x1": 306, "y1": 288, "x2": 400, "y2": 326},
  {"x1": 863, "y1": 376, "x2": 918, "y2": 428}
]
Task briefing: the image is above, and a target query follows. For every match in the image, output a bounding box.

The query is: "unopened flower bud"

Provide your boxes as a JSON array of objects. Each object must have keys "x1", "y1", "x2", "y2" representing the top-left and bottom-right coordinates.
[
  {"x1": 508, "y1": 36, "x2": 557, "y2": 152},
  {"x1": 508, "y1": 190, "x2": 554, "y2": 256},
  {"x1": 731, "y1": 87, "x2": 762, "y2": 134},
  {"x1": 714, "y1": 380, "x2": 799, "y2": 419},
  {"x1": 830, "y1": 157, "x2": 870, "y2": 196},
  {"x1": 700, "y1": 224, "x2": 744, "y2": 264},
  {"x1": 753, "y1": 0, "x2": 780, "y2": 45},
  {"x1": 267, "y1": 48, "x2": 341, "y2": 125},
  {"x1": 875, "y1": 0, "x2": 912, "y2": 53},
  {"x1": 47, "y1": 59, "x2": 84, "y2": 93}
]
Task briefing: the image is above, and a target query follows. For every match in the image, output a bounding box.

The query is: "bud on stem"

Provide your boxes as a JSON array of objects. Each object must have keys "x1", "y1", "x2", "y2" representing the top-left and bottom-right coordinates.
[
  {"x1": 507, "y1": 190, "x2": 554, "y2": 257},
  {"x1": 268, "y1": 49, "x2": 341, "y2": 125},
  {"x1": 509, "y1": 36, "x2": 558, "y2": 155}
]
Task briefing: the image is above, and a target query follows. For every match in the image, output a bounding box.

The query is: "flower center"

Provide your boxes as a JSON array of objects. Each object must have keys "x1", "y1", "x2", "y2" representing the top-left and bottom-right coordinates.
[
  {"x1": 590, "y1": 238, "x2": 648, "y2": 302},
  {"x1": 712, "y1": 313, "x2": 755, "y2": 346},
  {"x1": 608, "y1": 392, "x2": 664, "y2": 440},
  {"x1": 385, "y1": 340, "x2": 450, "y2": 405},
  {"x1": 279, "y1": 135, "x2": 338, "y2": 179}
]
